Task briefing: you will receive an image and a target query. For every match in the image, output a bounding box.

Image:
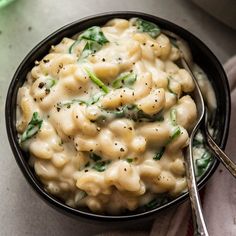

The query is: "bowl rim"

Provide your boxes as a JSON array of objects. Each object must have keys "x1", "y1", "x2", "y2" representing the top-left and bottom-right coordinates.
[{"x1": 5, "y1": 11, "x2": 231, "y2": 222}]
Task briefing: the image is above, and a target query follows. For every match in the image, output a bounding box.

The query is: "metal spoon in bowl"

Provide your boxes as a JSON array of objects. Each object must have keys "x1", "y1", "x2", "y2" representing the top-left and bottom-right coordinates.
[
  {"x1": 163, "y1": 30, "x2": 236, "y2": 235},
  {"x1": 180, "y1": 54, "x2": 209, "y2": 236},
  {"x1": 167, "y1": 32, "x2": 236, "y2": 178},
  {"x1": 163, "y1": 30, "x2": 208, "y2": 235}
]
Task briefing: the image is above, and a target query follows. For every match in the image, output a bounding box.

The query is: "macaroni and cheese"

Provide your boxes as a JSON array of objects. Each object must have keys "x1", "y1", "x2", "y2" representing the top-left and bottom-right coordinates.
[{"x1": 16, "y1": 18, "x2": 215, "y2": 214}]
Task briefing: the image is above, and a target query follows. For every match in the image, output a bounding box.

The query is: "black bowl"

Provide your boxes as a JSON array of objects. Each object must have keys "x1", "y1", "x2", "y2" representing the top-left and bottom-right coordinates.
[{"x1": 5, "y1": 11, "x2": 230, "y2": 222}]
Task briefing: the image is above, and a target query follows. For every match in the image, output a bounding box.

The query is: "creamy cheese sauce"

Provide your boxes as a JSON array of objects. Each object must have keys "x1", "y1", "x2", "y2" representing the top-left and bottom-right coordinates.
[{"x1": 16, "y1": 18, "x2": 216, "y2": 214}]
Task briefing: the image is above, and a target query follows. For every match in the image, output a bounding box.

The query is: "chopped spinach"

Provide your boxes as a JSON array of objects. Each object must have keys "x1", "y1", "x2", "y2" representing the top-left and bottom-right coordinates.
[
  {"x1": 170, "y1": 126, "x2": 181, "y2": 140},
  {"x1": 89, "y1": 153, "x2": 102, "y2": 162},
  {"x1": 84, "y1": 68, "x2": 109, "y2": 93},
  {"x1": 45, "y1": 78, "x2": 57, "y2": 89},
  {"x1": 134, "y1": 18, "x2": 161, "y2": 38},
  {"x1": 57, "y1": 92, "x2": 104, "y2": 110},
  {"x1": 70, "y1": 26, "x2": 109, "y2": 59},
  {"x1": 56, "y1": 98, "x2": 87, "y2": 109},
  {"x1": 69, "y1": 40, "x2": 81, "y2": 54},
  {"x1": 92, "y1": 160, "x2": 110, "y2": 172},
  {"x1": 79, "y1": 40, "x2": 101, "y2": 61},
  {"x1": 153, "y1": 126, "x2": 181, "y2": 158},
  {"x1": 37, "y1": 77, "x2": 56, "y2": 91},
  {"x1": 112, "y1": 72, "x2": 137, "y2": 89},
  {"x1": 193, "y1": 132, "x2": 204, "y2": 147},
  {"x1": 107, "y1": 104, "x2": 164, "y2": 122},
  {"x1": 87, "y1": 92, "x2": 104, "y2": 105},
  {"x1": 153, "y1": 147, "x2": 165, "y2": 160},
  {"x1": 193, "y1": 138, "x2": 204, "y2": 147},
  {"x1": 196, "y1": 151, "x2": 212, "y2": 176},
  {"x1": 79, "y1": 26, "x2": 109, "y2": 45},
  {"x1": 20, "y1": 112, "x2": 43, "y2": 142},
  {"x1": 170, "y1": 108, "x2": 177, "y2": 126},
  {"x1": 126, "y1": 158, "x2": 133, "y2": 163}
]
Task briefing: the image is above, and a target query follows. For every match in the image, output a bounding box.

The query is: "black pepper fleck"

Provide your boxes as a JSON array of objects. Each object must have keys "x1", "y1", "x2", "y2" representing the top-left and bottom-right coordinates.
[
  {"x1": 43, "y1": 59, "x2": 49, "y2": 63},
  {"x1": 120, "y1": 148, "x2": 125, "y2": 152},
  {"x1": 38, "y1": 82, "x2": 45, "y2": 88},
  {"x1": 45, "y1": 88, "x2": 50, "y2": 94}
]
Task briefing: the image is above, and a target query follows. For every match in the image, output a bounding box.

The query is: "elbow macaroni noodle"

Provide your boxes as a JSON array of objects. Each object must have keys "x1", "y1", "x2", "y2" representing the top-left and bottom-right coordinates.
[{"x1": 16, "y1": 18, "x2": 215, "y2": 214}]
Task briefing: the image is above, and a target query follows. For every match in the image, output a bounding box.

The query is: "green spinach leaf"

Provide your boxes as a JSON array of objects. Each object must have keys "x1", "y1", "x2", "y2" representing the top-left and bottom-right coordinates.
[
  {"x1": 153, "y1": 147, "x2": 165, "y2": 160},
  {"x1": 84, "y1": 68, "x2": 109, "y2": 93},
  {"x1": 89, "y1": 153, "x2": 102, "y2": 162},
  {"x1": 196, "y1": 151, "x2": 212, "y2": 176},
  {"x1": 79, "y1": 40, "x2": 102, "y2": 61},
  {"x1": 134, "y1": 18, "x2": 161, "y2": 38},
  {"x1": 92, "y1": 160, "x2": 110, "y2": 172},
  {"x1": 20, "y1": 112, "x2": 43, "y2": 142},
  {"x1": 170, "y1": 108, "x2": 177, "y2": 126},
  {"x1": 112, "y1": 72, "x2": 137, "y2": 89},
  {"x1": 79, "y1": 26, "x2": 109, "y2": 45}
]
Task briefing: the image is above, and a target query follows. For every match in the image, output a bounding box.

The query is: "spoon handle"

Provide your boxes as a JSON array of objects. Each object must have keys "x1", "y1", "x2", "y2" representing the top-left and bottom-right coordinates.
[
  {"x1": 185, "y1": 144, "x2": 209, "y2": 236},
  {"x1": 206, "y1": 132, "x2": 236, "y2": 178}
]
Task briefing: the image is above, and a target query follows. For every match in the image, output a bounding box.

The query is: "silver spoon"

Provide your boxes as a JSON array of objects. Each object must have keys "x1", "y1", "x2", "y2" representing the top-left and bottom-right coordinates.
[
  {"x1": 181, "y1": 56, "x2": 209, "y2": 236},
  {"x1": 164, "y1": 30, "x2": 236, "y2": 235},
  {"x1": 175, "y1": 36, "x2": 236, "y2": 178},
  {"x1": 163, "y1": 30, "x2": 236, "y2": 177},
  {"x1": 163, "y1": 30, "x2": 208, "y2": 235}
]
